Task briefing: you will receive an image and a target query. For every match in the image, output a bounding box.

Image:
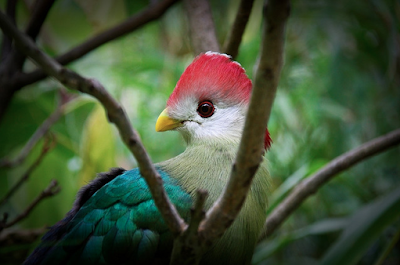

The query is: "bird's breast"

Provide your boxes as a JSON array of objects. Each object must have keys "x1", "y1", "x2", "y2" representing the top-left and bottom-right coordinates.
[{"x1": 157, "y1": 143, "x2": 270, "y2": 264}]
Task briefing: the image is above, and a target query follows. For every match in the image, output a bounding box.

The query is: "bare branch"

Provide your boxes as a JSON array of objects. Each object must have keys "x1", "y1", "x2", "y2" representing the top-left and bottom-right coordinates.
[
  {"x1": 0, "y1": 0, "x2": 56, "y2": 121},
  {"x1": 170, "y1": 190, "x2": 209, "y2": 265},
  {"x1": 3, "y1": 180, "x2": 61, "y2": 229},
  {"x1": 25, "y1": 0, "x2": 56, "y2": 39},
  {"x1": 0, "y1": 134, "x2": 56, "y2": 205},
  {"x1": 187, "y1": 190, "x2": 208, "y2": 237},
  {"x1": 199, "y1": 0, "x2": 290, "y2": 246},
  {"x1": 1, "y1": 0, "x2": 55, "y2": 69},
  {"x1": 0, "y1": 227, "x2": 47, "y2": 264},
  {"x1": 183, "y1": 0, "x2": 220, "y2": 54},
  {"x1": 0, "y1": 0, "x2": 17, "y2": 60},
  {"x1": 12, "y1": 0, "x2": 179, "y2": 89},
  {"x1": 223, "y1": 0, "x2": 255, "y2": 59},
  {"x1": 256, "y1": 0, "x2": 290, "y2": 125},
  {"x1": 8, "y1": 0, "x2": 57, "y2": 70},
  {"x1": 0, "y1": 0, "x2": 178, "y2": 121},
  {"x1": 260, "y1": 128, "x2": 400, "y2": 239},
  {"x1": 0, "y1": 9, "x2": 186, "y2": 236}
]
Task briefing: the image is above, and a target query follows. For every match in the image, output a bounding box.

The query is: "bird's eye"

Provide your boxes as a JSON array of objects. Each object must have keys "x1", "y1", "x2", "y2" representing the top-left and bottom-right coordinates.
[{"x1": 197, "y1": 100, "x2": 214, "y2": 118}]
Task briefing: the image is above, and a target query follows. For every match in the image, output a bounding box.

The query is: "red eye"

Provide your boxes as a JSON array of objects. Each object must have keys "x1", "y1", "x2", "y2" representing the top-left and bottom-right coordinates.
[{"x1": 197, "y1": 101, "x2": 214, "y2": 118}]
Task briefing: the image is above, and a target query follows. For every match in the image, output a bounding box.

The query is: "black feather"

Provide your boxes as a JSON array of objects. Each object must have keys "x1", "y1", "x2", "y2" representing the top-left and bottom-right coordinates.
[{"x1": 73, "y1": 168, "x2": 126, "y2": 212}]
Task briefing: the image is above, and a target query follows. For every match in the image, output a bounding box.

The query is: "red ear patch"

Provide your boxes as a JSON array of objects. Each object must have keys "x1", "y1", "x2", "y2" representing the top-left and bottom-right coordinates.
[{"x1": 264, "y1": 129, "x2": 272, "y2": 150}]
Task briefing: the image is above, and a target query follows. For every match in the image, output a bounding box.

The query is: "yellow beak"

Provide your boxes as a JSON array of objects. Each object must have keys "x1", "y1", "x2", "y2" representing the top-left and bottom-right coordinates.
[{"x1": 155, "y1": 108, "x2": 182, "y2": 132}]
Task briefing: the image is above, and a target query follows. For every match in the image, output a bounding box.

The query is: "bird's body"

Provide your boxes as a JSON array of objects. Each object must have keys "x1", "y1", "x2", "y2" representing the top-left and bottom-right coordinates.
[
  {"x1": 24, "y1": 52, "x2": 271, "y2": 265},
  {"x1": 158, "y1": 136, "x2": 269, "y2": 265}
]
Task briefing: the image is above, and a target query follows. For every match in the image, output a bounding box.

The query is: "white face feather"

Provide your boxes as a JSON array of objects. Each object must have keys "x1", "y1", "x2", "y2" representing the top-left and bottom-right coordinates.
[
  {"x1": 164, "y1": 52, "x2": 253, "y2": 147},
  {"x1": 168, "y1": 95, "x2": 247, "y2": 146}
]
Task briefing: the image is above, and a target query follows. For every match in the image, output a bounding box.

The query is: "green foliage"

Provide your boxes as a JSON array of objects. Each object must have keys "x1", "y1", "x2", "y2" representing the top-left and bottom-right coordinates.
[
  {"x1": 0, "y1": 0, "x2": 399, "y2": 264},
  {"x1": 320, "y1": 186, "x2": 400, "y2": 265},
  {"x1": 256, "y1": 0, "x2": 400, "y2": 264}
]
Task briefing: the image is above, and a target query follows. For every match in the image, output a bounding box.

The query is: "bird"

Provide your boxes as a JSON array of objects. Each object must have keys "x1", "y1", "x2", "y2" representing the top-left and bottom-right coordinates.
[{"x1": 24, "y1": 51, "x2": 271, "y2": 265}]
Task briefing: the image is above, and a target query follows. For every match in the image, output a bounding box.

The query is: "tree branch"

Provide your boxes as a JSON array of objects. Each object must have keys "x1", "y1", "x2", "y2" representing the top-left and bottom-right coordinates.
[
  {"x1": 0, "y1": 0, "x2": 56, "y2": 71},
  {"x1": 199, "y1": 0, "x2": 289, "y2": 244},
  {"x1": 255, "y1": 0, "x2": 289, "y2": 125},
  {"x1": 260, "y1": 128, "x2": 400, "y2": 240},
  {"x1": 0, "y1": 227, "x2": 48, "y2": 264},
  {"x1": 2, "y1": 179, "x2": 61, "y2": 230},
  {"x1": 0, "y1": 226, "x2": 47, "y2": 245},
  {"x1": 0, "y1": 134, "x2": 55, "y2": 205},
  {"x1": 170, "y1": 190, "x2": 208, "y2": 265},
  {"x1": 0, "y1": 0, "x2": 17, "y2": 61},
  {"x1": 12, "y1": 0, "x2": 179, "y2": 89},
  {"x1": 25, "y1": 0, "x2": 56, "y2": 39},
  {"x1": 183, "y1": 0, "x2": 220, "y2": 54},
  {"x1": 0, "y1": 9, "x2": 186, "y2": 237},
  {"x1": 0, "y1": 0, "x2": 56, "y2": 121},
  {"x1": 9, "y1": 0, "x2": 57, "y2": 70},
  {"x1": 223, "y1": 0, "x2": 255, "y2": 59}
]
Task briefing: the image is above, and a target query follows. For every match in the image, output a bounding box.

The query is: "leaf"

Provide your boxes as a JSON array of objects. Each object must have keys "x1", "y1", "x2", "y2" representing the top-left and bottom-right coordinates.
[
  {"x1": 123, "y1": 1, "x2": 147, "y2": 16},
  {"x1": 78, "y1": 104, "x2": 116, "y2": 187},
  {"x1": 320, "y1": 185, "x2": 400, "y2": 265},
  {"x1": 253, "y1": 218, "x2": 348, "y2": 264},
  {"x1": 267, "y1": 159, "x2": 327, "y2": 215},
  {"x1": 267, "y1": 164, "x2": 309, "y2": 215}
]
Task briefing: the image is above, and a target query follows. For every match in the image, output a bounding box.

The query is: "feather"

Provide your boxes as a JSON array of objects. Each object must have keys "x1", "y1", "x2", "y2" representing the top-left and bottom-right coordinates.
[{"x1": 168, "y1": 52, "x2": 252, "y2": 107}]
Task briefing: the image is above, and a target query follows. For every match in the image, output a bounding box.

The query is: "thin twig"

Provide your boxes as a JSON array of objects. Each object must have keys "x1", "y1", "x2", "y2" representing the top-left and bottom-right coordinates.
[
  {"x1": 183, "y1": 0, "x2": 220, "y2": 54},
  {"x1": 12, "y1": 0, "x2": 179, "y2": 89},
  {"x1": 0, "y1": 106, "x2": 62, "y2": 168},
  {"x1": 0, "y1": 134, "x2": 56, "y2": 205},
  {"x1": 223, "y1": 0, "x2": 255, "y2": 59},
  {"x1": 0, "y1": 226, "x2": 47, "y2": 245},
  {"x1": 170, "y1": 190, "x2": 209, "y2": 265},
  {"x1": 188, "y1": 190, "x2": 208, "y2": 236},
  {"x1": 0, "y1": 10, "x2": 186, "y2": 237},
  {"x1": 260, "y1": 128, "x2": 400, "y2": 240},
  {"x1": 199, "y1": 0, "x2": 290, "y2": 243},
  {"x1": 0, "y1": 213, "x2": 8, "y2": 231},
  {"x1": 3, "y1": 179, "x2": 61, "y2": 229}
]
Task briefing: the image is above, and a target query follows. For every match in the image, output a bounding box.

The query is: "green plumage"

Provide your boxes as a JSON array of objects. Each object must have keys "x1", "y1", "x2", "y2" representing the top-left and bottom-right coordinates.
[{"x1": 26, "y1": 168, "x2": 192, "y2": 265}]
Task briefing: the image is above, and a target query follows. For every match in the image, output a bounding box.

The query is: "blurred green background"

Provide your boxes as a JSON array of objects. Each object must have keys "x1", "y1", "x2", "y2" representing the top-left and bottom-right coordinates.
[{"x1": 0, "y1": 0, "x2": 399, "y2": 264}]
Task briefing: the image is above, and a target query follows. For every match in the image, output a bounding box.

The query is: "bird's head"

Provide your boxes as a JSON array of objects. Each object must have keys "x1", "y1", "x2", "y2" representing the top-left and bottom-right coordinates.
[{"x1": 156, "y1": 52, "x2": 271, "y2": 150}]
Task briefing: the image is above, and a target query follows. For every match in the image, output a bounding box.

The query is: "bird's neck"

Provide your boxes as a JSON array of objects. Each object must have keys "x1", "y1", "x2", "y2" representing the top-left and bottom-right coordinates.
[
  {"x1": 158, "y1": 138, "x2": 239, "y2": 208},
  {"x1": 158, "y1": 135, "x2": 269, "y2": 211}
]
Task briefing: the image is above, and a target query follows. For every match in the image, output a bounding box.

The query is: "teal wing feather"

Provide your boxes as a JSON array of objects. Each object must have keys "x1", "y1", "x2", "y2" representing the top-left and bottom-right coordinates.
[{"x1": 24, "y1": 168, "x2": 192, "y2": 265}]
